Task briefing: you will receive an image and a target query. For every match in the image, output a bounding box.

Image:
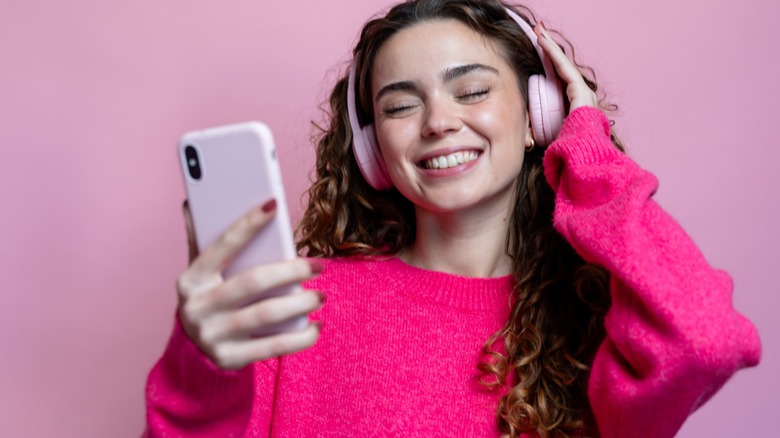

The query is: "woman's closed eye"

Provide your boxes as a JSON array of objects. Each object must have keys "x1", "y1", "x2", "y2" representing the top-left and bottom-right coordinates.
[
  {"x1": 382, "y1": 102, "x2": 418, "y2": 115},
  {"x1": 457, "y1": 87, "x2": 491, "y2": 103},
  {"x1": 380, "y1": 85, "x2": 491, "y2": 116}
]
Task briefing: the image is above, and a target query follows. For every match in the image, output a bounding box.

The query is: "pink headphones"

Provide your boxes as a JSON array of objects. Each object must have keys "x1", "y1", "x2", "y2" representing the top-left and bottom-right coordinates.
[{"x1": 347, "y1": 8, "x2": 564, "y2": 190}]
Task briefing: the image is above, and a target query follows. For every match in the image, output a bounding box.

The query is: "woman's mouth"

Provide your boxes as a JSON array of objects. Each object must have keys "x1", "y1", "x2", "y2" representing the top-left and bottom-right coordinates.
[{"x1": 420, "y1": 151, "x2": 481, "y2": 170}]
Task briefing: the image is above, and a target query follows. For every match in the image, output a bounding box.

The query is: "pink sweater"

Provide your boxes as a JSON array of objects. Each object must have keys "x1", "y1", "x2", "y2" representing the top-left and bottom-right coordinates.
[{"x1": 145, "y1": 107, "x2": 761, "y2": 437}]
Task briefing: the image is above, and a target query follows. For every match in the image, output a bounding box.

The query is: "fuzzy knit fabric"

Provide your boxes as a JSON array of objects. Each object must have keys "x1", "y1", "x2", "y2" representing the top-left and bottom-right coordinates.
[{"x1": 145, "y1": 107, "x2": 761, "y2": 437}]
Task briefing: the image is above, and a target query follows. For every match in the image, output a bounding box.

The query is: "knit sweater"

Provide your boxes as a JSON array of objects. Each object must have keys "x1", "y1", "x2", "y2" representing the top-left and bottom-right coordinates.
[{"x1": 145, "y1": 107, "x2": 761, "y2": 437}]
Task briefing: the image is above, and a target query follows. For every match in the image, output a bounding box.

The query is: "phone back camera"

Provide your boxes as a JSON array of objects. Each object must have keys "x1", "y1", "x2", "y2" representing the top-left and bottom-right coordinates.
[{"x1": 184, "y1": 145, "x2": 202, "y2": 180}]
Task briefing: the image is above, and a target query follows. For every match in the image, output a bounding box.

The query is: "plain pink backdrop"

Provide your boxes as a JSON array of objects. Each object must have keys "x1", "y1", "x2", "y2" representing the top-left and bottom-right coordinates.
[{"x1": 1, "y1": 0, "x2": 776, "y2": 436}]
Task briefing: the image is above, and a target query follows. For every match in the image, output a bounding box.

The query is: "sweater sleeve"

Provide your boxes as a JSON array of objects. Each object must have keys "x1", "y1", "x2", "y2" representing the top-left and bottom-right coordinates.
[
  {"x1": 543, "y1": 107, "x2": 761, "y2": 438},
  {"x1": 144, "y1": 315, "x2": 279, "y2": 437}
]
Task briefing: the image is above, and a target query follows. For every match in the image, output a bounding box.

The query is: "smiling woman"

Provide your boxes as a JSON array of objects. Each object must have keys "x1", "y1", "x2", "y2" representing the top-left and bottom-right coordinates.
[{"x1": 144, "y1": 1, "x2": 761, "y2": 437}]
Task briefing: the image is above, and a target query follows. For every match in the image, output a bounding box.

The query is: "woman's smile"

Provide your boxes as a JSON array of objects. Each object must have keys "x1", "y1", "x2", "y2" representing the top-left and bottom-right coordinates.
[{"x1": 419, "y1": 149, "x2": 481, "y2": 170}]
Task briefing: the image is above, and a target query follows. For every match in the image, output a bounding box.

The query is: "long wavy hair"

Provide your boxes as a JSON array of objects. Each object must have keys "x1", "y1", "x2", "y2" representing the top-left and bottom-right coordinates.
[{"x1": 297, "y1": 1, "x2": 622, "y2": 436}]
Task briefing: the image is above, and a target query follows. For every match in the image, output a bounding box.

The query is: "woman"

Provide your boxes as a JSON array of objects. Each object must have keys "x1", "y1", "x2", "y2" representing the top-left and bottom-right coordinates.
[{"x1": 145, "y1": 1, "x2": 761, "y2": 436}]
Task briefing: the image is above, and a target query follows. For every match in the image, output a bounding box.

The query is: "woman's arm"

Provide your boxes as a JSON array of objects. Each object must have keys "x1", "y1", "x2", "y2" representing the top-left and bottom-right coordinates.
[{"x1": 544, "y1": 106, "x2": 761, "y2": 437}]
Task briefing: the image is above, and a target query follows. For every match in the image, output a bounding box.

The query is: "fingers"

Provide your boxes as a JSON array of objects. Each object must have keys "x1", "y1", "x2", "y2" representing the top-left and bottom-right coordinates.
[
  {"x1": 177, "y1": 258, "x2": 325, "y2": 369},
  {"x1": 185, "y1": 258, "x2": 323, "y2": 317},
  {"x1": 534, "y1": 23, "x2": 580, "y2": 85},
  {"x1": 220, "y1": 258, "x2": 322, "y2": 309},
  {"x1": 187, "y1": 289, "x2": 325, "y2": 370},
  {"x1": 534, "y1": 22, "x2": 599, "y2": 111},
  {"x1": 196, "y1": 290, "x2": 325, "y2": 345},
  {"x1": 209, "y1": 321, "x2": 322, "y2": 370}
]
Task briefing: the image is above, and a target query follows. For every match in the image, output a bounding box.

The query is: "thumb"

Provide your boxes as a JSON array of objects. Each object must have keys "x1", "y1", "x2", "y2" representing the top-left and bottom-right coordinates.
[{"x1": 182, "y1": 200, "x2": 199, "y2": 265}]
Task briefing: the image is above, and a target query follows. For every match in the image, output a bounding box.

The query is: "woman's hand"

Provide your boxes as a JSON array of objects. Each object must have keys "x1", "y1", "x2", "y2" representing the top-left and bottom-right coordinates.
[
  {"x1": 534, "y1": 22, "x2": 599, "y2": 113},
  {"x1": 176, "y1": 199, "x2": 324, "y2": 370}
]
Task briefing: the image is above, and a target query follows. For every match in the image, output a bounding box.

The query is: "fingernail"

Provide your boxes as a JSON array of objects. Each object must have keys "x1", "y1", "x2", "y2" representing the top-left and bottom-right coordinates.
[
  {"x1": 307, "y1": 259, "x2": 324, "y2": 274},
  {"x1": 315, "y1": 291, "x2": 327, "y2": 303},
  {"x1": 539, "y1": 20, "x2": 547, "y2": 30},
  {"x1": 261, "y1": 199, "x2": 277, "y2": 213}
]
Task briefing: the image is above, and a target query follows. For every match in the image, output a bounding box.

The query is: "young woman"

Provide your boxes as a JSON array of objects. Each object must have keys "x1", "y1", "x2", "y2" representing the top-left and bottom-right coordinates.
[{"x1": 145, "y1": 1, "x2": 761, "y2": 436}]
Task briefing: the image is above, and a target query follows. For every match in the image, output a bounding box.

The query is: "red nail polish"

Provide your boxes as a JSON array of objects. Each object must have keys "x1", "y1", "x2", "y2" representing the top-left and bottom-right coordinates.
[
  {"x1": 308, "y1": 259, "x2": 324, "y2": 274},
  {"x1": 261, "y1": 199, "x2": 277, "y2": 213}
]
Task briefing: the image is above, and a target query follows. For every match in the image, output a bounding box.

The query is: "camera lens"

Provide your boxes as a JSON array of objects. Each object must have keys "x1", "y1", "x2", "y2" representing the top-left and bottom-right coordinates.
[{"x1": 184, "y1": 145, "x2": 202, "y2": 180}]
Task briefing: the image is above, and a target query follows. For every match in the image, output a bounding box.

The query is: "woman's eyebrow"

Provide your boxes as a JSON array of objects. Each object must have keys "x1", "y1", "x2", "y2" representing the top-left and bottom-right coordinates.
[
  {"x1": 375, "y1": 80, "x2": 416, "y2": 102},
  {"x1": 442, "y1": 63, "x2": 499, "y2": 82}
]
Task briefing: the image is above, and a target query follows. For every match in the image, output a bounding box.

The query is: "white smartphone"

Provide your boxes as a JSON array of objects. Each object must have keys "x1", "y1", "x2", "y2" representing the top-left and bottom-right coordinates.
[{"x1": 178, "y1": 121, "x2": 307, "y2": 335}]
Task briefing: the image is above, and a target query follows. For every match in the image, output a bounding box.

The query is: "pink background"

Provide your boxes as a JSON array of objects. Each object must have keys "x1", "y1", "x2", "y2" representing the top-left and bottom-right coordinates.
[{"x1": 2, "y1": 0, "x2": 776, "y2": 436}]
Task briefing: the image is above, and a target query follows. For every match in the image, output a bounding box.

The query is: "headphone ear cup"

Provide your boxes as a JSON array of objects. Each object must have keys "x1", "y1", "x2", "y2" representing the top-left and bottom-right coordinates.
[
  {"x1": 527, "y1": 74, "x2": 564, "y2": 147},
  {"x1": 356, "y1": 124, "x2": 393, "y2": 190},
  {"x1": 347, "y1": 62, "x2": 393, "y2": 190},
  {"x1": 527, "y1": 74, "x2": 548, "y2": 146}
]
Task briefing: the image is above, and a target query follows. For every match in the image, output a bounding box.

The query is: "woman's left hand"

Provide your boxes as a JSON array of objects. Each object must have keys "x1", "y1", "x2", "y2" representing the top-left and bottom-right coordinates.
[{"x1": 534, "y1": 22, "x2": 599, "y2": 113}]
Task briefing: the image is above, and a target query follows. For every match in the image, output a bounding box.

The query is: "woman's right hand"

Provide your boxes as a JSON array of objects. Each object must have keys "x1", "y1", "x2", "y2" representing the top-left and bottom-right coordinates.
[{"x1": 175, "y1": 199, "x2": 324, "y2": 370}]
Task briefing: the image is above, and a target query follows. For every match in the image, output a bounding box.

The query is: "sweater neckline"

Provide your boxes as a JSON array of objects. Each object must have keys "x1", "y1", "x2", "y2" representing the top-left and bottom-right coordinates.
[{"x1": 365, "y1": 256, "x2": 514, "y2": 312}]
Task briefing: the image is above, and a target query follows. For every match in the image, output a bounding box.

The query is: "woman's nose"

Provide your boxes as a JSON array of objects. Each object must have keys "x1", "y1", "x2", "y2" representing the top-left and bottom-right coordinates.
[{"x1": 420, "y1": 97, "x2": 463, "y2": 138}]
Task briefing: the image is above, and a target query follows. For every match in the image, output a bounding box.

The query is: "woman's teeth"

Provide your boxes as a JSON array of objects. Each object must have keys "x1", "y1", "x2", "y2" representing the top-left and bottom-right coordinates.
[{"x1": 424, "y1": 151, "x2": 479, "y2": 169}]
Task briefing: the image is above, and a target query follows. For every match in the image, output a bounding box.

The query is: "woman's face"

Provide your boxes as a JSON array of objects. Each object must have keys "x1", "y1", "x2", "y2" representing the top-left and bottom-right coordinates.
[{"x1": 371, "y1": 19, "x2": 531, "y2": 215}]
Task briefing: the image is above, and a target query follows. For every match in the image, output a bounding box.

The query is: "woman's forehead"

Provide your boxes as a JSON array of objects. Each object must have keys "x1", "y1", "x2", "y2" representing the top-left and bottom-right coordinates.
[{"x1": 372, "y1": 20, "x2": 510, "y2": 84}]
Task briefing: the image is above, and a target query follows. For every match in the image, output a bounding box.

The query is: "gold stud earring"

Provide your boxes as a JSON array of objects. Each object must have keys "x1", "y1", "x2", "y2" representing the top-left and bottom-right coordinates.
[{"x1": 525, "y1": 137, "x2": 535, "y2": 152}]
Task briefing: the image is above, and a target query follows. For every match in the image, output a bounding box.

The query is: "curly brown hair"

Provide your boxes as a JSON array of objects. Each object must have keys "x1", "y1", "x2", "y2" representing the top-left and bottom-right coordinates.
[{"x1": 297, "y1": 1, "x2": 623, "y2": 436}]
